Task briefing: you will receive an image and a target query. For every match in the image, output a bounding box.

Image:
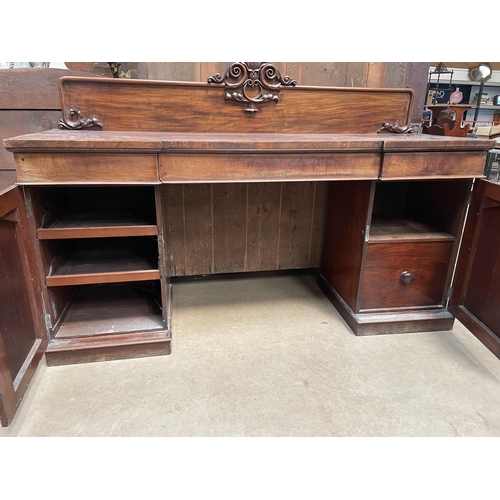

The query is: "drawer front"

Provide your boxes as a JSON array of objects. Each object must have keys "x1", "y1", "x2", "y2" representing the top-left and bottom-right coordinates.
[
  {"x1": 360, "y1": 241, "x2": 453, "y2": 310},
  {"x1": 159, "y1": 153, "x2": 381, "y2": 182},
  {"x1": 15, "y1": 153, "x2": 159, "y2": 184},
  {"x1": 381, "y1": 152, "x2": 487, "y2": 180}
]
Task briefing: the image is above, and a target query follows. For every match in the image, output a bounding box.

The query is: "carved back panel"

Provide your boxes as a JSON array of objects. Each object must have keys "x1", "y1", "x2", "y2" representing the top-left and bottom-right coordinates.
[{"x1": 58, "y1": 76, "x2": 414, "y2": 134}]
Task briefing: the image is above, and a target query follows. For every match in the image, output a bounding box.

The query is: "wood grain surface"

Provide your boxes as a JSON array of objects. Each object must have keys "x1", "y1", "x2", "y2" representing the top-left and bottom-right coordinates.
[
  {"x1": 15, "y1": 153, "x2": 159, "y2": 184},
  {"x1": 55, "y1": 77, "x2": 414, "y2": 135},
  {"x1": 321, "y1": 180, "x2": 375, "y2": 312},
  {"x1": 159, "y1": 152, "x2": 381, "y2": 182},
  {"x1": 360, "y1": 241, "x2": 453, "y2": 310},
  {"x1": 160, "y1": 181, "x2": 329, "y2": 277},
  {"x1": 451, "y1": 180, "x2": 500, "y2": 358},
  {"x1": 381, "y1": 152, "x2": 488, "y2": 179}
]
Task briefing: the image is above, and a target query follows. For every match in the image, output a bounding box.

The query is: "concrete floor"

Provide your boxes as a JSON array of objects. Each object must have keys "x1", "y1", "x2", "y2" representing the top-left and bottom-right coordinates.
[{"x1": 2, "y1": 274, "x2": 500, "y2": 437}]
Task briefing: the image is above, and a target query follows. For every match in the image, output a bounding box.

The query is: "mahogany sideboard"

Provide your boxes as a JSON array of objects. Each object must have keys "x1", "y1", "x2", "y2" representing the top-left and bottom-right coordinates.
[{"x1": 2, "y1": 65, "x2": 500, "y2": 426}]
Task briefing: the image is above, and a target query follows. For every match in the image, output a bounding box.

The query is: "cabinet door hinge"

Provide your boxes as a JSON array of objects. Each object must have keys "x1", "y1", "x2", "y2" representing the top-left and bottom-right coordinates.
[
  {"x1": 364, "y1": 224, "x2": 370, "y2": 243},
  {"x1": 445, "y1": 286, "x2": 454, "y2": 301},
  {"x1": 465, "y1": 190, "x2": 473, "y2": 207},
  {"x1": 44, "y1": 313, "x2": 53, "y2": 331},
  {"x1": 24, "y1": 198, "x2": 33, "y2": 218}
]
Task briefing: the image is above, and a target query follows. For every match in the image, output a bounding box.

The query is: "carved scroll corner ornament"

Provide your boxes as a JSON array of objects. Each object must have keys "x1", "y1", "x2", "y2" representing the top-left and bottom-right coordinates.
[
  {"x1": 207, "y1": 62, "x2": 297, "y2": 113},
  {"x1": 377, "y1": 120, "x2": 416, "y2": 134},
  {"x1": 58, "y1": 109, "x2": 104, "y2": 130}
]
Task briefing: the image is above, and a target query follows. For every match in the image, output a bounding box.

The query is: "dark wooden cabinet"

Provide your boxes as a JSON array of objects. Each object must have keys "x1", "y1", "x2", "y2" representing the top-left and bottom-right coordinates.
[
  {"x1": 1, "y1": 67, "x2": 500, "y2": 426},
  {"x1": 23, "y1": 185, "x2": 171, "y2": 366}
]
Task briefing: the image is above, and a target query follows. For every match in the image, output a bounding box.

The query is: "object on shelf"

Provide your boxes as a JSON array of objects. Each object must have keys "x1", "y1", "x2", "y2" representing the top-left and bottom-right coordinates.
[
  {"x1": 475, "y1": 125, "x2": 500, "y2": 139},
  {"x1": 450, "y1": 87, "x2": 463, "y2": 104},
  {"x1": 473, "y1": 93, "x2": 489, "y2": 105},
  {"x1": 427, "y1": 63, "x2": 454, "y2": 105}
]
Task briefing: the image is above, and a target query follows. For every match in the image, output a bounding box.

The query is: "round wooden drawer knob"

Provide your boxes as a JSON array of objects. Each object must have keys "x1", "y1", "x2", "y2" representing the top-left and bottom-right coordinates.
[{"x1": 400, "y1": 271, "x2": 415, "y2": 284}]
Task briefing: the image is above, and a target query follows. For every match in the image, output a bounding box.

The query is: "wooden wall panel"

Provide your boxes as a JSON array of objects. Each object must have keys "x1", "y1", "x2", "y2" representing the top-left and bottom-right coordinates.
[
  {"x1": 246, "y1": 183, "x2": 281, "y2": 272},
  {"x1": 310, "y1": 182, "x2": 329, "y2": 266},
  {"x1": 300, "y1": 62, "x2": 350, "y2": 87},
  {"x1": 0, "y1": 110, "x2": 62, "y2": 170},
  {"x1": 404, "y1": 62, "x2": 431, "y2": 123},
  {"x1": 137, "y1": 62, "x2": 201, "y2": 82},
  {"x1": 385, "y1": 62, "x2": 406, "y2": 88},
  {"x1": 212, "y1": 184, "x2": 247, "y2": 274},
  {"x1": 183, "y1": 184, "x2": 213, "y2": 275},
  {"x1": 365, "y1": 62, "x2": 388, "y2": 88},
  {"x1": 161, "y1": 184, "x2": 186, "y2": 276},
  {"x1": 345, "y1": 62, "x2": 367, "y2": 87},
  {"x1": 278, "y1": 182, "x2": 315, "y2": 269},
  {"x1": 160, "y1": 181, "x2": 327, "y2": 277},
  {"x1": 0, "y1": 67, "x2": 98, "y2": 171}
]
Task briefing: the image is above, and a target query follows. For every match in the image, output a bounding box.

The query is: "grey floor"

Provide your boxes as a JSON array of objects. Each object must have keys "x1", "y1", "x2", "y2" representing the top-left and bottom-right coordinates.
[{"x1": 2, "y1": 274, "x2": 500, "y2": 437}]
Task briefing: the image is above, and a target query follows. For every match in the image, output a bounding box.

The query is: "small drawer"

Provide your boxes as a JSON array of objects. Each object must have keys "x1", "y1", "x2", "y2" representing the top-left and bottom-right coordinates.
[
  {"x1": 381, "y1": 152, "x2": 487, "y2": 180},
  {"x1": 360, "y1": 241, "x2": 453, "y2": 310},
  {"x1": 15, "y1": 153, "x2": 159, "y2": 184}
]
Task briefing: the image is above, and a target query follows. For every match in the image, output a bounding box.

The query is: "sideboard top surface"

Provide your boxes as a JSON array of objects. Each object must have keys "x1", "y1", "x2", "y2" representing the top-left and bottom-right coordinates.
[{"x1": 4, "y1": 129, "x2": 496, "y2": 153}]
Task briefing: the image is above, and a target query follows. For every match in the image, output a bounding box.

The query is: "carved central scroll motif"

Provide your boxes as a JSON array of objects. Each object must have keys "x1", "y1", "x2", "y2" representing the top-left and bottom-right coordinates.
[{"x1": 207, "y1": 62, "x2": 297, "y2": 113}]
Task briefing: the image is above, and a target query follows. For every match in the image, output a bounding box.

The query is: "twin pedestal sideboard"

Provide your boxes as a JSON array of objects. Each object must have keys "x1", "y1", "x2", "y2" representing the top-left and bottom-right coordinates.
[{"x1": 1, "y1": 68, "x2": 499, "y2": 426}]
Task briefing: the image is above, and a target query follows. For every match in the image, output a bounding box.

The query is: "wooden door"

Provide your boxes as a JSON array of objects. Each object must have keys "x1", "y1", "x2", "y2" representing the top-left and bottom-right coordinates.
[
  {"x1": 450, "y1": 179, "x2": 500, "y2": 359},
  {"x1": 0, "y1": 186, "x2": 46, "y2": 426}
]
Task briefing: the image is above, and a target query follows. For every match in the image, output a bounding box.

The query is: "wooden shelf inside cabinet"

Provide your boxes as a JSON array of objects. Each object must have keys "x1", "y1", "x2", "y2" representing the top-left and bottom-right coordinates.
[
  {"x1": 37, "y1": 208, "x2": 158, "y2": 239},
  {"x1": 54, "y1": 284, "x2": 166, "y2": 338},
  {"x1": 45, "y1": 238, "x2": 160, "y2": 287},
  {"x1": 369, "y1": 218, "x2": 455, "y2": 243},
  {"x1": 45, "y1": 283, "x2": 171, "y2": 366}
]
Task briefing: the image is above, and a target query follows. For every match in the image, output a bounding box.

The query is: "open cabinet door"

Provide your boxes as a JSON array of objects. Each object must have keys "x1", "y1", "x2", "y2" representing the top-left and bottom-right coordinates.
[
  {"x1": 450, "y1": 179, "x2": 500, "y2": 359},
  {"x1": 0, "y1": 185, "x2": 46, "y2": 426}
]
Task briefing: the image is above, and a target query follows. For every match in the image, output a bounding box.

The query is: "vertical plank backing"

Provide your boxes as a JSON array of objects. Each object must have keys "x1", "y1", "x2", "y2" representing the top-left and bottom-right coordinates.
[
  {"x1": 284, "y1": 63, "x2": 304, "y2": 84},
  {"x1": 404, "y1": 62, "x2": 431, "y2": 123},
  {"x1": 212, "y1": 183, "x2": 247, "y2": 274},
  {"x1": 246, "y1": 183, "x2": 281, "y2": 272},
  {"x1": 278, "y1": 182, "x2": 315, "y2": 269},
  {"x1": 161, "y1": 184, "x2": 186, "y2": 276},
  {"x1": 346, "y1": 62, "x2": 367, "y2": 87},
  {"x1": 200, "y1": 63, "x2": 222, "y2": 83},
  {"x1": 162, "y1": 181, "x2": 326, "y2": 277},
  {"x1": 366, "y1": 62, "x2": 388, "y2": 88},
  {"x1": 183, "y1": 184, "x2": 213, "y2": 275},
  {"x1": 137, "y1": 63, "x2": 200, "y2": 82},
  {"x1": 0, "y1": 110, "x2": 62, "y2": 170},
  {"x1": 385, "y1": 62, "x2": 406, "y2": 89},
  {"x1": 301, "y1": 63, "x2": 349, "y2": 87},
  {"x1": 310, "y1": 182, "x2": 329, "y2": 267}
]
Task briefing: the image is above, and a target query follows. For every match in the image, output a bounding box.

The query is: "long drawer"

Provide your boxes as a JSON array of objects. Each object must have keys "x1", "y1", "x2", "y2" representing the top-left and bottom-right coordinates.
[{"x1": 159, "y1": 152, "x2": 381, "y2": 182}]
